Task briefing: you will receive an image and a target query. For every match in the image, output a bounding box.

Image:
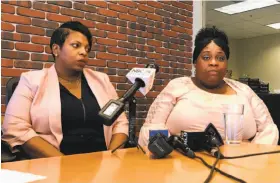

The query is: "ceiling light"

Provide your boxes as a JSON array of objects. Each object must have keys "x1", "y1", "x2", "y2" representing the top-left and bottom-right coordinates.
[
  {"x1": 215, "y1": 0, "x2": 279, "y2": 15},
  {"x1": 266, "y1": 22, "x2": 280, "y2": 29}
]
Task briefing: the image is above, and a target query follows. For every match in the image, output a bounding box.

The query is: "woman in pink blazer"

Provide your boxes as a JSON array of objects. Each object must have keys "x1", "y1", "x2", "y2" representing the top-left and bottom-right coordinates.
[{"x1": 2, "y1": 21, "x2": 128, "y2": 158}]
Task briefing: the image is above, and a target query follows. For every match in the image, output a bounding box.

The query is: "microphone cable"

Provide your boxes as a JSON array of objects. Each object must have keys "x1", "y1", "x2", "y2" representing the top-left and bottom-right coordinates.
[
  {"x1": 209, "y1": 146, "x2": 280, "y2": 160},
  {"x1": 203, "y1": 147, "x2": 221, "y2": 183},
  {"x1": 219, "y1": 149, "x2": 280, "y2": 160},
  {"x1": 194, "y1": 154, "x2": 246, "y2": 183},
  {"x1": 203, "y1": 147, "x2": 280, "y2": 182},
  {"x1": 180, "y1": 149, "x2": 246, "y2": 183}
]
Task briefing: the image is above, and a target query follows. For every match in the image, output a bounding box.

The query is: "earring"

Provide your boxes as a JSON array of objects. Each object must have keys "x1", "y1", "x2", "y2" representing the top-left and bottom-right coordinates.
[{"x1": 54, "y1": 54, "x2": 58, "y2": 57}]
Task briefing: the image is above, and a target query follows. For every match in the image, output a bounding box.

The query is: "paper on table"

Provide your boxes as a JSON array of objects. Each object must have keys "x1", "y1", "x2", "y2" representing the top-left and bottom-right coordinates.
[{"x1": 0, "y1": 169, "x2": 46, "y2": 183}]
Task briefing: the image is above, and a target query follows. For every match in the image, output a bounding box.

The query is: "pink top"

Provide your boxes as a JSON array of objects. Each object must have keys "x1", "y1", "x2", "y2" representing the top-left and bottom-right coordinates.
[
  {"x1": 138, "y1": 77, "x2": 279, "y2": 146},
  {"x1": 2, "y1": 66, "x2": 128, "y2": 152}
]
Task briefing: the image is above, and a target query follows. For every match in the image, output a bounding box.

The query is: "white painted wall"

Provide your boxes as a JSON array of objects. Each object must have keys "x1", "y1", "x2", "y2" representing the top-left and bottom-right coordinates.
[
  {"x1": 227, "y1": 39, "x2": 240, "y2": 79},
  {"x1": 227, "y1": 33, "x2": 280, "y2": 91}
]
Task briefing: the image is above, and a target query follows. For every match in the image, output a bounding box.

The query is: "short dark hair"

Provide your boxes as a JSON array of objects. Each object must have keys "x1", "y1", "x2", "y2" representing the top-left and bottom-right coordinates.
[
  {"x1": 50, "y1": 21, "x2": 92, "y2": 57},
  {"x1": 193, "y1": 26, "x2": 230, "y2": 63}
]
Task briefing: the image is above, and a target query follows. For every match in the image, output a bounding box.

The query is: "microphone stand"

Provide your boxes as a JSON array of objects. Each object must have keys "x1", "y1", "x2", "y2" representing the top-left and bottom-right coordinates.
[{"x1": 111, "y1": 97, "x2": 146, "y2": 154}]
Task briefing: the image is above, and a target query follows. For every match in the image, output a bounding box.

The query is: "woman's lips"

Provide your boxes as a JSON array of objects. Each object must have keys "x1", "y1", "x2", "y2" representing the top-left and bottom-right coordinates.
[
  {"x1": 77, "y1": 61, "x2": 86, "y2": 67},
  {"x1": 208, "y1": 70, "x2": 219, "y2": 75},
  {"x1": 77, "y1": 59, "x2": 87, "y2": 65}
]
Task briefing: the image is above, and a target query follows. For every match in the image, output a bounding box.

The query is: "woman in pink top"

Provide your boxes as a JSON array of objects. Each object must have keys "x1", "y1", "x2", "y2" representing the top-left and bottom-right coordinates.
[
  {"x1": 2, "y1": 21, "x2": 128, "y2": 158},
  {"x1": 139, "y1": 27, "x2": 279, "y2": 146}
]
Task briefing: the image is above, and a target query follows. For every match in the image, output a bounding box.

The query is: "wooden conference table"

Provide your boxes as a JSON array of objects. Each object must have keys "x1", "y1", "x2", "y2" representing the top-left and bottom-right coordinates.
[{"x1": 2, "y1": 143, "x2": 280, "y2": 183}]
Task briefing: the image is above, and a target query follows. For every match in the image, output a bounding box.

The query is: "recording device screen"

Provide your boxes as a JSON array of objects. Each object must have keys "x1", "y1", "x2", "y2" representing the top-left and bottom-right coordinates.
[
  {"x1": 103, "y1": 103, "x2": 119, "y2": 116},
  {"x1": 99, "y1": 99, "x2": 125, "y2": 126}
]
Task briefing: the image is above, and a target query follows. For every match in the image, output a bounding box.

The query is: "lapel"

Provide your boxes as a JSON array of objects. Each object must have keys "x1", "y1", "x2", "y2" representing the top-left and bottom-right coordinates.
[
  {"x1": 83, "y1": 69, "x2": 111, "y2": 147},
  {"x1": 47, "y1": 65, "x2": 63, "y2": 145},
  {"x1": 83, "y1": 69, "x2": 107, "y2": 108}
]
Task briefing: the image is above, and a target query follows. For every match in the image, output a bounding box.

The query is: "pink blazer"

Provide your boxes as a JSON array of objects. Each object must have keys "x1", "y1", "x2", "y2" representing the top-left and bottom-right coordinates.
[{"x1": 2, "y1": 66, "x2": 128, "y2": 152}]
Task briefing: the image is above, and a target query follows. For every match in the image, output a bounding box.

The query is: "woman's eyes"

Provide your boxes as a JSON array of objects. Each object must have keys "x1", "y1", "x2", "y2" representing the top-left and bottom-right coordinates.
[
  {"x1": 71, "y1": 43, "x2": 90, "y2": 52},
  {"x1": 217, "y1": 56, "x2": 226, "y2": 61},
  {"x1": 202, "y1": 55, "x2": 210, "y2": 60},
  {"x1": 72, "y1": 43, "x2": 79, "y2": 48},
  {"x1": 202, "y1": 55, "x2": 226, "y2": 62}
]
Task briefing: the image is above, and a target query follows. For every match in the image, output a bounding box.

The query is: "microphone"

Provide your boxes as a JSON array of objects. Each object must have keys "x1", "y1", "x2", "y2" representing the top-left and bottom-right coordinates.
[
  {"x1": 99, "y1": 63, "x2": 159, "y2": 126},
  {"x1": 147, "y1": 133, "x2": 196, "y2": 159},
  {"x1": 167, "y1": 135, "x2": 195, "y2": 159},
  {"x1": 126, "y1": 63, "x2": 159, "y2": 96},
  {"x1": 148, "y1": 132, "x2": 173, "y2": 159},
  {"x1": 180, "y1": 123, "x2": 224, "y2": 157}
]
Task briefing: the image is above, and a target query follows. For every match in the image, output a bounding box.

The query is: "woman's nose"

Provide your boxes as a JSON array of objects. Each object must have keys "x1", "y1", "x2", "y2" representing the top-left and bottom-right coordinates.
[
  {"x1": 79, "y1": 48, "x2": 88, "y2": 56},
  {"x1": 209, "y1": 58, "x2": 218, "y2": 66}
]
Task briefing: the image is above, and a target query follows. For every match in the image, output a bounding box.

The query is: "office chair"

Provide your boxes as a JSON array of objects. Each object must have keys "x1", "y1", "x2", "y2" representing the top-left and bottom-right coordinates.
[
  {"x1": 258, "y1": 93, "x2": 280, "y2": 145},
  {"x1": 5, "y1": 77, "x2": 20, "y2": 105},
  {"x1": 1, "y1": 77, "x2": 20, "y2": 163}
]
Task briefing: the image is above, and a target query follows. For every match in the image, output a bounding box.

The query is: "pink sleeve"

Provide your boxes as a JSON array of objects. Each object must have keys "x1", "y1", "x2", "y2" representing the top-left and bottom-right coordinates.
[
  {"x1": 2, "y1": 73, "x2": 38, "y2": 152},
  {"x1": 250, "y1": 91, "x2": 279, "y2": 145},
  {"x1": 138, "y1": 79, "x2": 181, "y2": 146},
  {"x1": 104, "y1": 74, "x2": 128, "y2": 136}
]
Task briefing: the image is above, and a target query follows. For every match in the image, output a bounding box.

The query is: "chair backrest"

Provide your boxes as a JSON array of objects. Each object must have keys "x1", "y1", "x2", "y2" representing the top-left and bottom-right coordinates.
[
  {"x1": 258, "y1": 93, "x2": 280, "y2": 145},
  {"x1": 2, "y1": 77, "x2": 20, "y2": 162},
  {"x1": 1, "y1": 139, "x2": 17, "y2": 162},
  {"x1": 6, "y1": 77, "x2": 20, "y2": 105}
]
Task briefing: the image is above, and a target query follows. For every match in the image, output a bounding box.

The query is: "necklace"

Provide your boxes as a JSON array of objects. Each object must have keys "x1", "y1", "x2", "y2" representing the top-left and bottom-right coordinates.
[
  {"x1": 192, "y1": 78, "x2": 226, "y2": 94},
  {"x1": 58, "y1": 75, "x2": 81, "y2": 85}
]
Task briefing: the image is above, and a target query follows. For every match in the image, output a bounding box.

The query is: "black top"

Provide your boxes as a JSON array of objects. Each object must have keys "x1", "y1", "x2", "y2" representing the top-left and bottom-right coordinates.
[{"x1": 59, "y1": 74, "x2": 107, "y2": 155}]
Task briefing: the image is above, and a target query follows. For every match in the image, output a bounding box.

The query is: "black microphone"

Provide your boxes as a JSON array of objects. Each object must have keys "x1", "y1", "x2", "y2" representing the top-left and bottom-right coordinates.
[
  {"x1": 167, "y1": 135, "x2": 195, "y2": 159},
  {"x1": 148, "y1": 132, "x2": 173, "y2": 159},
  {"x1": 180, "y1": 123, "x2": 224, "y2": 157},
  {"x1": 99, "y1": 64, "x2": 159, "y2": 126},
  {"x1": 147, "y1": 133, "x2": 196, "y2": 159}
]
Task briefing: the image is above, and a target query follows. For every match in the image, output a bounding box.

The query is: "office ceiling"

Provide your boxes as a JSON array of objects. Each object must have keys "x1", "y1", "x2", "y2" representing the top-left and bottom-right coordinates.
[{"x1": 206, "y1": 1, "x2": 280, "y2": 39}]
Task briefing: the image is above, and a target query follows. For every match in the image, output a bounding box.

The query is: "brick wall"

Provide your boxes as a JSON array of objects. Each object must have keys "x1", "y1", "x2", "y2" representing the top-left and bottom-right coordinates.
[{"x1": 1, "y1": 0, "x2": 193, "y2": 131}]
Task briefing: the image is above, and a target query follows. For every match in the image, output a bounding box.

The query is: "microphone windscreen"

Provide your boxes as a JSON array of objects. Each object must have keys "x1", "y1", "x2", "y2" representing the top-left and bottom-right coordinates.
[
  {"x1": 148, "y1": 133, "x2": 173, "y2": 159},
  {"x1": 126, "y1": 67, "x2": 156, "y2": 96}
]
